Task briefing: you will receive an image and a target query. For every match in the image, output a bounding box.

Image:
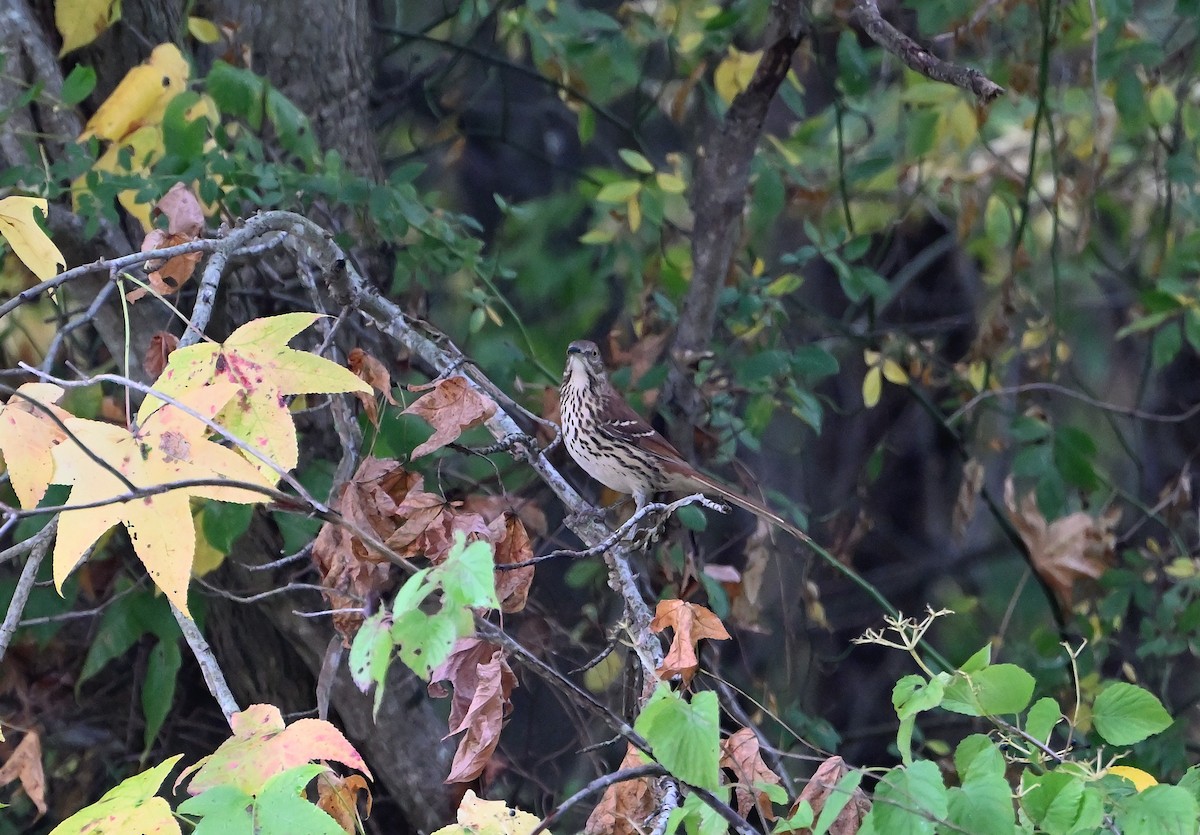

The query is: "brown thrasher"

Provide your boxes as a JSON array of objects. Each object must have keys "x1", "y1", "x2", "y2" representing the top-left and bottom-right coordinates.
[{"x1": 559, "y1": 339, "x2": 805, "y2": 539}]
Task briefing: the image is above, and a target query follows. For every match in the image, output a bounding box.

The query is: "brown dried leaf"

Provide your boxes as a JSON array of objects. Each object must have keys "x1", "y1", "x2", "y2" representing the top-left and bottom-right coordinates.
[
  {"x1": 316, "y1": 772, "x2": 371, "y2": 834},
  {"x1": 650, "y1": 599, "x2": 731, "y2": 684},
  {"x1": 720, "y1": 728, "x2": 781, "y2": 821},
  {"x1": 794, "y1": 756, "x2": 870, "y2": 835},
  {"x1": 403, "y1": 376, "x2": 496, "y2": 458},
  {"x1": 584, "y1": 744, "x2": 656, "y2": 835},
  {"x1": 0, "y1": 730, "x2": 46, "y2": 817},
  {"x1": 1005, "y1": 478, "x2": 1119, "y2": 607},
  {"x1": 127, "y1": 185, "x2": 207, "y2": 302},
  {"x1": 143, "y1": 331, "x2": 179, "y2": 378},
  {"x1": 491, "y1": 513, "x2": 534, "y2": 613},
  {"x1": 313, "y1": 458, "x2": 417, "y2": 641},
  {"x1": 953, "y1": 458, "x2": 985, "y2": 541},
  {"x1": 428, "y1": 640, "x2": 516, "y2": 784},
  {"x1": 348, "y1": 347, "x2": 398, "y2": 426}
]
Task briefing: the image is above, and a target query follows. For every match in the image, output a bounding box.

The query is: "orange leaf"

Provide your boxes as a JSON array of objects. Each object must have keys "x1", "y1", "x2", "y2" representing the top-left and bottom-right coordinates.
[
  {"x1": 316, "y1": 771, "x2": 372, "y2": 833},
  {"x1": 719, "y1": 728, "x2": 780, "y2": 820},
  {"x1": 650, "y1": 599, "x2": 731, "y2": 684},
  {"x1": 0, "y1": 730, "x2": 47, "y2": 817},
  {"x1": 179, "y1": 703, "x2": 371, "y2": 795},
  {"x1": 403, "y1": 376, "x2": 496, "y2": 458}
]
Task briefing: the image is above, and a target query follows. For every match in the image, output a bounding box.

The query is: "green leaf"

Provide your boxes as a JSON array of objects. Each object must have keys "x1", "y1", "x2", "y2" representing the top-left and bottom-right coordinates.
[
  {"x1": 206, "y1": 60, "x2": 266, "y2": 129},
  {"x1": 61, "y1": 65, "x2": 97, "y2": 106},
  {"x1": 179, "y1": 785, "x2": 254, "y2": 834},
  {"x1": 1151, "y1": 323, "x2": 1182, "y2": 369},
  {"x1": 634, "y1": 685, "x2": 721, "y2": 790},
  {"x1": 1115, "y1": 784, "x2": 1198, "y2": 835},
  {"x1": 1092, "y1": 682, "x2": 1172, "y2": 745},
  {"x1": 940, "y1": 664, "x2": 1034, "y2": 716},
  {"x1": 866, "y1": 760, "x2": 947, "y2": 835},
  {"x1": 142, "y1": 639, "x2": 181, "y2": 751},
  {"x1": 162, "y1": 91, "x2": 208, "y2": 161},
  {"x1": 1020, "y1": 771, "x2": 1103, "y2": 835},
  {"x1": 959, "y1": 644, "x2": 991, "y2": 673},
  {"x1": 202, "y1": 501, "x2": 254, "y2": 553},
  {"x1": 265, "y1": 88, "x2": 318, "y2": 161},
  {"x1": 255, "y1": 765, "x2": 343, "y2": 835},
  {"x1": 595, "y1": 180, "x2": 641, "y2": 203},
  {"x1": 438, "y1": 535, "x2": 499, "y2": 610},
  {"x1": 893, "y1": 674, "x2": 946, "y2": 719},
  {"x1": 348, "y1": 609, "x2": 393, "y2": 718},
  {"x1": 1148, "y1": 85, "x2": 1178, "y2": 126},
  {"x1": 947, "y1": 736, "x2": 1014, "y2": 835},
  {"x1": 391, "y1": 606, "x2": 468, "y2": 681},
  {"x1": 618, "y1": 148, "x2": 654, "y2": 173},
  {"x1": 1025, "y1": 696, "x2": 1062, "y2": 744}
]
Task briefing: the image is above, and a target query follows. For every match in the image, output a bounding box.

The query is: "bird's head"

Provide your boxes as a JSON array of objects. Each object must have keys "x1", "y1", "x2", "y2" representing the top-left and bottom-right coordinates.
[{"x1": 564, "y1": 340, "x2": 606, "y2": 384}]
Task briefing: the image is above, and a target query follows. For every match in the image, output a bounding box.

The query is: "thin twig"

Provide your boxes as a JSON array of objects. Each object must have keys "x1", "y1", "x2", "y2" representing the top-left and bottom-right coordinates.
[
  {"x1": 529, "y1": 764, "x2": 667, "y2": 835},
  {"x1": 0, "y1": 520, "x2": 57, "y2": 663},
  {"x1": 170, "y1": 601, "x2": 240, "y2": 723},
  {"x1": 946, "y1": 381, "x2": 1200, "y2": 426}
]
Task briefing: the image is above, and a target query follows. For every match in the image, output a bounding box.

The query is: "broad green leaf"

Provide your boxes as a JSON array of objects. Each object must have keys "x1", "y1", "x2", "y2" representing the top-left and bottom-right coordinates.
[
  {"x1": 438, "y1": 536, "x2": 499, "y2": 610},
  {"x1": 866, "y1": 760, "x2": 947, "y2": 835},
  {"x1": 634, "y1": 686, "x2": 721, "y2": 790},
  {"x1": 940, "y1": 664, "x2": 1034, "y2": 716},
  {"x1": 254, "y1": 765, "x2": 343, "y2": 835},
  {"x1": 1092, "y1": 682, "x2": 1172, "y2": 745},
  {"x1": 392, "y1": 606, "x2": 469, "y2": 681},
  {"x1": 61, "y1": 65, "x2": 98, "y2": 106},
  {"x1": 1020, "y1": 771, "x2": 1103, "y2": 835},
  {"x1": 178, "y1": 785, "x2": 254, "y2": 834},
  {"x1": 348, "y1": 609, "x2": 393, "y2": 717},
  {"x1": 1115, "y1": 784, "x2": 1198, "y2": 835},
  {"x1": 142, "y1": 640, "x2": 182, "y2": 751},
  {"x1": 1025, "y1": 697, "x2": 1062, "y2": 744},
  {"x1": 947, "y1": 736, "x2": 1014, "y2": 835}
]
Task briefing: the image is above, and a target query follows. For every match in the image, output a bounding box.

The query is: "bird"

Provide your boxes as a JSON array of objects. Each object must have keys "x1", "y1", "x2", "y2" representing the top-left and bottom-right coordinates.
[{"x1": 558, "y1": 339, "x2": 806, "y2": 541}]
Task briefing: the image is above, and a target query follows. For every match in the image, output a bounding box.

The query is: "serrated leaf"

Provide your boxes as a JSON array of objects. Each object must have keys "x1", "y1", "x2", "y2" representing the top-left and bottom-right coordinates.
[
  {"x1": 1092, "y1": 682, "x2": 1172, "y2": 745},
  {"x1": 1115, "y1": 784, "x2": 1197, "y2": 835},
  {"x1": 941, "y1": 664, "x2": 1034, "y2": 716},
  {"x1": 866, "y1": 760, "x2": 947, "y2": 835},
  {"x1": 49, "y1": 755, "x2": 183, "y2": 835}
]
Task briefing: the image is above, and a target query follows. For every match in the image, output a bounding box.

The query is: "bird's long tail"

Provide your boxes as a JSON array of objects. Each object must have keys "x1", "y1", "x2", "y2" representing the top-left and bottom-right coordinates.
[{"x1": 685, "y1": 471, "x2": 811, "y2": 546}]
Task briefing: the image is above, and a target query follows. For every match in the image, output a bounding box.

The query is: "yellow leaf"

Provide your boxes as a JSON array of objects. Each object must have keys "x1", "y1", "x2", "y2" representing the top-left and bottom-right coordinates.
[
  {"x1": 82, "y1": 43, "x2": 190, "y2": 142},
  {"x1": 138, "y1": 313, "x2": 372, "y2": 479},
  {"x1": 429, "y1": 790, "x2": 546, "y2": 835},
  {"x1": 0, "y1": 383, "x2": 69, "y2": 508},
  {"x1": 50, "y1": 382, "x2": 272, "y2": 616},
  {"x1": 882, "y1": 359, "x2": 908, "y2": 385},
  {"x1": 0, "y1": 197, "x2": 66, "y2": 280},
  {"x1": 655, "y1": 171, "x2": 686, "y2": 194},
  {"x1": 57, "y1": 0, "x2": 120, "y2": 56},
  {"x1": 862, "y1": 366, "x2": 882, "y2": 408},
  {"x1": 191, "y1": 506, "x2": 226, "y2": 577},
  {"x1": 76, "y1": 125, "x2": 163, "y2": 230},
  {"x1": 627, "y1": 194, "x2": 641, "y2": 232},
  {"x1": 714, "y1": 48, "x2": 761, "y2": 104},
  {"x1": 187, "y1": 16, "x2": 221, "y2": 44},
  {"x1": 967, "y1": 361, "x2": 988, "y2": 392},
  {"x1": 1109, "y1": 766, "x2": 1158, "y2": 792}
]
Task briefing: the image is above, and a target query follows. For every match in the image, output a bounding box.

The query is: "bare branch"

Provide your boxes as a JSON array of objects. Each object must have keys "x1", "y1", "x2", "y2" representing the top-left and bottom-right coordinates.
[
  {"x1": 851, "y1": 0, "x2": 1005, "y2": 103},
  {"x1": 171, "y1": 601, "x2": 240, "y2": 723},
  {"x1": 0, "y1": 520, "x2": 56, "y2": 663}
]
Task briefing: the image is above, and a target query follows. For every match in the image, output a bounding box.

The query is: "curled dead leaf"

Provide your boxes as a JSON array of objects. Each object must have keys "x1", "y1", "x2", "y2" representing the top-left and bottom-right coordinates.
[
  {"x1": 720, "y1": 727, "x2": 781, "y2": 820},
  {"x1": 428, "y1": 639, "x2": 517, "y2": 784},
  {"x1": 403, "y1": 376, "x2": 497, "y2": 458},
  {"x1": 794, "y1": 756, "x2": 870, "y2": 835},
  {"x1": 584, "y1": 744, "x2": 655, "y2": 835},
  {"x1": 348, "y1": 347, "x2": 398, "y2": 426},
  {"x1": 0, "y1": 730, "x2": 47, "y2": 818},
  {"x1": 1005, "y1": 477, "x2": 1119, "y2": 608},
  {"x1": 317, "y1": 771, "x2": 372, "y2": 834},
  {"x1": 143, "y1": 331, "x2": 179, "y2": 378},
  {"x1": 127, "y1": 184, "x2": 207, "y2": 302}
]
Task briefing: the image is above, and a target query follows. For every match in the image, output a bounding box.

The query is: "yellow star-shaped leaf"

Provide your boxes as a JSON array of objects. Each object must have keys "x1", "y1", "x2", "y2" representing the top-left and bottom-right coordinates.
[
  {"x1": 52, "y1": 382, "x2": 271, "y2": 617},
  {"x1": 0, "y1": 383, "x2": 69, "y2": 508},
  {"x1": 138, "y1": 313, "x2": 371, "y2": 479}
]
